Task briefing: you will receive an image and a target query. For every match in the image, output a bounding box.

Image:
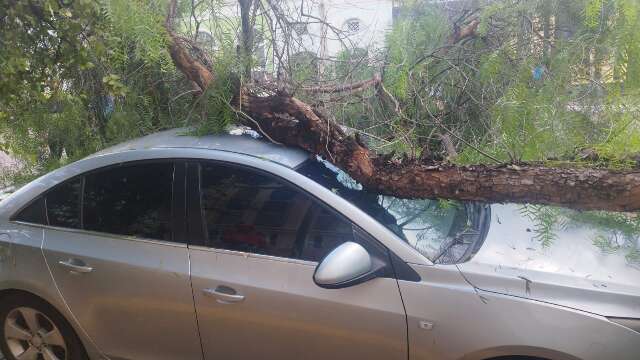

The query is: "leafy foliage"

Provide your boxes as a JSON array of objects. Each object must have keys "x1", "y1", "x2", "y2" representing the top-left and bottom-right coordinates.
[
  {"x1": 2, "y1": 0, "x2": 640, "y2": 207},
  {"x1": 518, "y1": 205, "x2": 567, "y2": 247},
  {"x1": 380, "y1": 0, "x2": 640, "y2": 164},
  {"x1": 0, "y1": 0, "x2": 202, "y2": 176},
  {"x1": 518, "y1": 204, "x2": 640, "y2": 265},
  {"x1": 4, "y1": 0, "x2": 640, "y2": 171}
]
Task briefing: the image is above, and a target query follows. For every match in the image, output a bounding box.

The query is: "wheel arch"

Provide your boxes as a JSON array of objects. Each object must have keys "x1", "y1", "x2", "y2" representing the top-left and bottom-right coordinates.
[
  {"x1": 0, "y1": 283, "x2": 68, "y2": 318},
  {"x1": 485, "y1": 356, "x2": 551, "y2": 360},
  {"x1": 459, "y1": 345, "x2": 582, "y2": 360},
  {"x1": 0, "y1": 287, "x2": 98, "y2": 359},
  {"x1": 0, "y1": 288, "x2": 77, "y2": 335}
]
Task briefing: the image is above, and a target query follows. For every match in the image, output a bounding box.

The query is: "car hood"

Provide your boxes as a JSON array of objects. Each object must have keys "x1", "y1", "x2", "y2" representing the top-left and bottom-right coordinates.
[{"x1": 457, "y1": 204, "x2": 640, "y2": 318}]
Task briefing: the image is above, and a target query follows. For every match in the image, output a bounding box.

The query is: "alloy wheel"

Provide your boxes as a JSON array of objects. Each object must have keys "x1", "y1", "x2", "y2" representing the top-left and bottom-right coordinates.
[{"x1": 3, "y1": 306, "x2": 67, "y2": 360}]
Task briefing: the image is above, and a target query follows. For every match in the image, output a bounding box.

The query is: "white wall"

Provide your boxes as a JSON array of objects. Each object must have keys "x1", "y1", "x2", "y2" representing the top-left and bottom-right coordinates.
[
  {"x1": 195, "y1": 0, "x2": 394, "y2": 73},
  {"x1": 290, "y1": 0, "x2": 394, "y2": 57}
]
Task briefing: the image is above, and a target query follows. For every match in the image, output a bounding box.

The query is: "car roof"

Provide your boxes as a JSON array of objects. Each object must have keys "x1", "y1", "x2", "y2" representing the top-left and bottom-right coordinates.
[{"x1": 89, "y1": 127, "x2": 311, "y2": 168}]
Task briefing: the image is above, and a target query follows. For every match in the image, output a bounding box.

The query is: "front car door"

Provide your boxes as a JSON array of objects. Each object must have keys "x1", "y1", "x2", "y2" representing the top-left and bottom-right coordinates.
[
  {"x1": 187, "y1": 161, "x2": 407, "y2": 360},
  {"x1": 41, "y1": 161, "x2": 202, "y2": 360}
]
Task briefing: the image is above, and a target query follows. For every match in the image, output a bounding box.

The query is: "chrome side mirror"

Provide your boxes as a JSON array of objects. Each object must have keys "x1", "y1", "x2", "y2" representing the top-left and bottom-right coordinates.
[{"x1": 313, "y1": 242, "x2": 375, "y2": 289}]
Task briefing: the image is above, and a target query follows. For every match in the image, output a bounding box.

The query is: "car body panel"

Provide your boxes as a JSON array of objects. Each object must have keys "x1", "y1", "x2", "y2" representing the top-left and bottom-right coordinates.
[
  {"x1": 1, "y1": 130, "x2": 639, "y2": 360},
  {"x1": 0, "y1": 146, "x2": 428, "y2": 266},
  {"x1": 42, "y1": 227, "x2": 203, "y2": 360},
  {"x1": 88, "y1": 128, "x2": 310, "y2": 169},
  {"x1": 0, "y1": 221, "x2": 105, "y2": 359},
  {"x1": 458, "y1": 204, "x2": 640, "y2": 318},
  {"x1": 400, "y1": 263, "x2": 640, "y2": 360},
  {"x1": 190, "y1": 246, "x2": 407, "y2": 360}
]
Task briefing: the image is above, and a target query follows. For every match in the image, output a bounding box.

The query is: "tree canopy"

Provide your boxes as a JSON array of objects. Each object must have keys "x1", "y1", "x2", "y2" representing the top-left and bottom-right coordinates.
[{"x1": 2, "y1": 0, "x2": 640, "y2": 211}]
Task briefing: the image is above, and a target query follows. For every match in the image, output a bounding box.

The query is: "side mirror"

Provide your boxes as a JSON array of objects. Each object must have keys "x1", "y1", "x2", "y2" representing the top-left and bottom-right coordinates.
[{"x1": 313, "y1": 242, "x2": 377, "y2": 289}]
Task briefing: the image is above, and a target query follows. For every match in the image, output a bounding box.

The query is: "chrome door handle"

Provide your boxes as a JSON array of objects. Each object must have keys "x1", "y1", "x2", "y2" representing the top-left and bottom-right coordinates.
[
  {"x1": 58, "y1": 259, "x2": 93, "y2": 274},
  {"x1": 202, "y1": 286, "x2": 245, "y2": 304}
]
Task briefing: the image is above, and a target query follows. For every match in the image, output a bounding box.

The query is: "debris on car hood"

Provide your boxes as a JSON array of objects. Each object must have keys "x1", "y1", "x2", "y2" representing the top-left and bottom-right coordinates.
[{"x1": 457, "y1": 204, "x2": 640, "y2": 318}]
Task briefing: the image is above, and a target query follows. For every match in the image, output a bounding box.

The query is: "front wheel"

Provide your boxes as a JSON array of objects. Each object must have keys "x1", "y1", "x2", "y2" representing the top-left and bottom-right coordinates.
[{"x1": 0, "y1": 293, "x2": 87, "y2": 360}]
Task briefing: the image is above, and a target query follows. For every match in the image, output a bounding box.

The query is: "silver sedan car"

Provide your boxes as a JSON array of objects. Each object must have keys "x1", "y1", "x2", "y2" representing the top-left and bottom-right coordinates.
[{"x1": 0, "y1": 128, "x2": 638, "y2": 360}]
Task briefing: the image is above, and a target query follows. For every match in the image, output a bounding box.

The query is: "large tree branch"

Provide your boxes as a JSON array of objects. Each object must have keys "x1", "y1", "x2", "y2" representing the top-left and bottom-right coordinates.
[
  {"x1": 237, "y1": 92, "x2": 640, "y2": 212},
  {"x1": 447, "y1": 18, "x2": 480, "y2": 44},
  {"x1": 299, "y1": 74, "x2": 382, "y2": 93},
  {"x1": 165, "y1": 0, "x2": 213, "y2": 91},
  {"x1": 165, "y1": 1, "x2": 640, "y2": 212}
]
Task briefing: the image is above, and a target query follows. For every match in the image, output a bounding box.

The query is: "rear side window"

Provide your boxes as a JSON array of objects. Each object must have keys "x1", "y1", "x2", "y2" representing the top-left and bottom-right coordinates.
[
  {"x1": 13, "y1": 179, "x2": 82, "y2": 227},
  {"x1": 14, "y1": 197, "x2": 47, "y2": 225},
  {"x1": 47, "y1": 178, "x2": 82, "y2": 229},
  {"x1": 83, "y1": 163, "x2": 174, "y2": 241},
  {"x1": 199, "y1": 162, "x2": 355, "y2": 262}
]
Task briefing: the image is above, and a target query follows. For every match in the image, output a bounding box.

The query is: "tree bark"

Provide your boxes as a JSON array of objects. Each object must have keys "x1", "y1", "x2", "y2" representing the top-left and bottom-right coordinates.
[
  {"x1": 236, "y1": 93, "x2": 640, "y2": 212},
  {"x1": 299, "y1": 74, "x2": 381, "y2": 93},
  {"x1": 238, "y1": 0, "x2": 254, "y2": 80},
  {"x1": 165, "y1": 0, "x2": 640, "y2": 212}
]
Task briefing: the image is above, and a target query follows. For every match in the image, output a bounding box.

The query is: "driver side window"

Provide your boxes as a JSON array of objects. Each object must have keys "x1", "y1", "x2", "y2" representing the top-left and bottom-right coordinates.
[{"x1": 199, "y1": 162, "x2": 354, "y2": 262}]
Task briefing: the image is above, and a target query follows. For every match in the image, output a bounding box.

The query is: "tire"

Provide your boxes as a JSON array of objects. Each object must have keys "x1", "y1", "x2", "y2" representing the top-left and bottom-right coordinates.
[
  {"x1": 0, "y1": 293, "x2": 87, "y2": 360},
  {"x1": 488, "y1": 357, "x2": 549, "y2": 360}
]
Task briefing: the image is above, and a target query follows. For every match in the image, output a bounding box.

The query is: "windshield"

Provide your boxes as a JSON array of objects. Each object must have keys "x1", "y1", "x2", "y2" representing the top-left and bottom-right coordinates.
[{"x1": 296, "y1": 158, "x2": 490, "y2": 264}]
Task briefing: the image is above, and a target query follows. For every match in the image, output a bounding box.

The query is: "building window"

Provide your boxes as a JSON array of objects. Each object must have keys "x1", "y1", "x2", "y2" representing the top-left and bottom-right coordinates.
[
  {"x1": 344, "y1": 18, "x2": 361, "y2": 33},
  {"x1": 293, "y1": 23, "x2": 308, "y2": 36},
  {"x1": 195, "y1": 30, "x2": 215, "y2": 50}
]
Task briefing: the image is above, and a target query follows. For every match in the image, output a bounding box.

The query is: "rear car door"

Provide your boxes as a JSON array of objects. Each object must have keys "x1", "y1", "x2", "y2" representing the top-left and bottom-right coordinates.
[
  {"x1": 187, "y1": 161, "x2": 407, "y2": 360},
  {"x1": 41, "y1": 161, "x2": 203, "y2": 360}
]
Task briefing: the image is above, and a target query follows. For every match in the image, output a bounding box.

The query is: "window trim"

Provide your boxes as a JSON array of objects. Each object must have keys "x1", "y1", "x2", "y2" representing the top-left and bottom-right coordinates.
[
  {"x1": 189, "y1": 159, "x2": 391, "y2": 264},
  {"x1": 79, "y1": 176, "x2": 86, "y2": 229},
  {"x1": 188, "y1": 244, "x2": 318, "y2": 266},
  {"x1": 172, "y1": 161, "x2": 188, "y2": 245},
  {"x1": 11, "y1": 220, "x2": 188, "y2": 248},
  {"x1": 44, "y1": 197, "x2": 50, "y2": 225},
  {"x1": 11, "y1": 159, "x2": 186, "y2": 246}
]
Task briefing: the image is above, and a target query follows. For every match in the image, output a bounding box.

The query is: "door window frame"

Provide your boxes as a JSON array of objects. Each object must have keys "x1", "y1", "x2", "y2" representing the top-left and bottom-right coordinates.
[
  {"x1": 9, "y1": 153, "x2": 420, "y2": 282},
  {"x1": 11, "y1": 159, "x2": 188, "y2": 246},
  {"x1": 186, "y1": 159, "x2": 391, "y2": 263}
]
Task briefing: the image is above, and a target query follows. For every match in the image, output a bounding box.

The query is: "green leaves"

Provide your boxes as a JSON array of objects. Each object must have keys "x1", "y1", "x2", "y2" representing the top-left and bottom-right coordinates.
[
  {"x1": 585, "y1": 0, "x2": 605, "y2": 29},
  {"x1": 519, "y1": 205, "x2": 572, "y2": 247},
  {"x1": 2, "y1": 0, "x2": 640, "y2": 193},
  {"x1": 101, "y1": 0, "x2": 172, "y2": 70},
  {"x1": 0, "y1": 0, "x2": 188, "y2": 176},
  {"x1": 102, "y1": 74, "x2": 127, "y2": 96}
]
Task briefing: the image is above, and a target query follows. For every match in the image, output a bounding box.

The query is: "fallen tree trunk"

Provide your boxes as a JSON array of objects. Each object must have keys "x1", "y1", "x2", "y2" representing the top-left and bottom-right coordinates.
[
  {"x1": 165, "y1": 0, "x2": 640, "y2": 212},
  {"x1": 237, "y1": 93, "x2": 640, "y2": 211}
]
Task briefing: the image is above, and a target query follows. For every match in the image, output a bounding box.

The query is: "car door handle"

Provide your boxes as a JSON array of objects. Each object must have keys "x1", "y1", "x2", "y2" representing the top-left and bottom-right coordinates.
[
  {"x1": 202, "y1": 286, "x2": 245, "y2": 304},
  {"x1": 58, "y1": 259, "x2": 94, "y2": 274}
]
